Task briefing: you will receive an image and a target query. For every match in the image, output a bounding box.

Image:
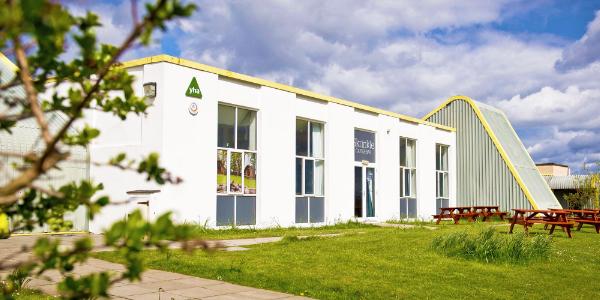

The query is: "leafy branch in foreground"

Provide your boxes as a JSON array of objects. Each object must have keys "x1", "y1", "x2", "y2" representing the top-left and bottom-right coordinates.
[{"x1": 0, "y1": 0, "x2": 203, "y2": 298}]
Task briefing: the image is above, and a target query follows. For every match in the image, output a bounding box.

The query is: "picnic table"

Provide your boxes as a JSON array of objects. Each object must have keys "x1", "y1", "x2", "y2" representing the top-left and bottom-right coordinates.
[
  {"x1": 509, "y1": 209, "x2": 574, "y2": 238},
  {"x1": 551, "y1": 209, "x2": 600, "y2": 233},
  {"x1": 433, "y1": 205, "x2": 506, "y2": 224},
  {"x1": 471, "y1": 206, "x2": 508, "y2": 221}
]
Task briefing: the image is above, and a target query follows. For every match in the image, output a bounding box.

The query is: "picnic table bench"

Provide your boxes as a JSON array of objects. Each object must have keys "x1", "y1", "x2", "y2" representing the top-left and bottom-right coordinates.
[
  {"x1": 509, "y1": 209, "x2": 574, "y2": 238},
  {"x1": 472, "y1": 206, "x2": 508, "y2": 221},
  {"x1": 432, "y1": 205, "x2": 506, "y2": 224},
  {"x1": 552, "y1": 209, "x2": 600, "y2": 233}
]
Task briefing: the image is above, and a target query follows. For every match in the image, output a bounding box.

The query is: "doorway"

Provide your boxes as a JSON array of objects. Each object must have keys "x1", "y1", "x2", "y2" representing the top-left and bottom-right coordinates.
[
  {"x1": 125, "y1": 189, "x2": 160, "y2": 221},
  {"x1": 354, "y1": 166, "x2": 375, "y2": 218}
]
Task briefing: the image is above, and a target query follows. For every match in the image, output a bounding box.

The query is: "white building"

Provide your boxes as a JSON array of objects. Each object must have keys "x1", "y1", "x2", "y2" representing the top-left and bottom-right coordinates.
[
  {"x1": 2, "y1": 52, "x2": 558, "y2": 234},
  {"x1": 87, "y1": 55, "x2": 456, "y2": 232}
]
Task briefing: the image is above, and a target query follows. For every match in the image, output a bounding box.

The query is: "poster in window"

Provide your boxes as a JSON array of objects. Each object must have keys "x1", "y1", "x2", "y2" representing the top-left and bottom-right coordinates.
[
  {"x1": 216, "y1": 150, "x2": 227, "y2": 193},
  {"x1": 230, "y1": 151, "x2": 242, "y2": 193},
  {"x1": 354, "y1": 130, "x2": 376, "y2": 162},
  {"x1": 244, "y1": 152, "x2": 257, "y2": 194}
]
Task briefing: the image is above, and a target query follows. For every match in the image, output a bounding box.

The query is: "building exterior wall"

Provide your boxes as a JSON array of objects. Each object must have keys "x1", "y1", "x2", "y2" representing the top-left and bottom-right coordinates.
[
  {"x1": 425, "y1": 98, "x2": 561, "y2": 211},
  {"x1": 537, "y1": 165, "x2": 570, "y2": 176},
  {"x1": 88, "y1": 61, "x2": 456, "y2": 232},
  {"x1": 0, "y1": 57, "x2": 89, "y2": 233},
  {"x1": 426, "y1": 99, "x2": 525, "y2": 210}
]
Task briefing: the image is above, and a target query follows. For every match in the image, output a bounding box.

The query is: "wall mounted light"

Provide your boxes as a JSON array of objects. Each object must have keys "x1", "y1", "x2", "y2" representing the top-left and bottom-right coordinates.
[{"x1": 143, "y1": 82, "x2": 157, "y2": 99}]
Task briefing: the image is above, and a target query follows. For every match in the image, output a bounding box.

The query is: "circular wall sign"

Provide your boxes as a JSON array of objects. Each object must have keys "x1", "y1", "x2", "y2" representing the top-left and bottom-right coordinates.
[{"x1": 188, "y1": 102, "x2": 198, "y2": 116}]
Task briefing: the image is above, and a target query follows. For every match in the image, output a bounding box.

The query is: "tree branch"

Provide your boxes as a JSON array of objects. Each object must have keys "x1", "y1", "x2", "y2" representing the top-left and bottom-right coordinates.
[
  {"x1": 0, "y1": 0, "x2": 170, "y2": 205},
  {"x1": 12, "y1": 37, "x2": 52, "y2": 144}
]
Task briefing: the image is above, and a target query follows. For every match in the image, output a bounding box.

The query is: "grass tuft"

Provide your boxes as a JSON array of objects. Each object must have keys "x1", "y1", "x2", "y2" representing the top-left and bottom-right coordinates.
[{"x1": 431, "y1": 226, "x2": 552, "y2": 263}]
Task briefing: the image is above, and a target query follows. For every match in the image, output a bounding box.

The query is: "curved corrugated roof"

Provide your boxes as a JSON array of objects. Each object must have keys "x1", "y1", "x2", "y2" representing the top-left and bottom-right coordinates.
[{"x1": 424, "y1": 96, "x2": 562, "y2": 210}]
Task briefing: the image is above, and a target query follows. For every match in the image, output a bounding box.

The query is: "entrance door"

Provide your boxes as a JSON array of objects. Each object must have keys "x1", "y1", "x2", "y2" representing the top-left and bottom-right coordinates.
[{"x1": 354, "y1": 166, "x2": 375, "y2": 218}]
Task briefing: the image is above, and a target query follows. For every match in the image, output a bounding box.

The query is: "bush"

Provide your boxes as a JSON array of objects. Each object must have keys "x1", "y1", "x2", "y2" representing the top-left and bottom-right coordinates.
[{"x1": 431, "y1": 226, "x2": 552, "y2": 263}]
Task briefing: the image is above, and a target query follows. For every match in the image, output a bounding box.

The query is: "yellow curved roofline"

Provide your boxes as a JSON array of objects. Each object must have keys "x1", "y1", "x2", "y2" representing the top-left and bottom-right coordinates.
[
  {"x1": 0, "y1": 52, "x2": 18, "y2": 72},
  {"x1": 424, "y1": 95, "x2": 540, "y2": 209},
  {"x1": 119, "y1": 54, "x2": 455, "y2": 132}
]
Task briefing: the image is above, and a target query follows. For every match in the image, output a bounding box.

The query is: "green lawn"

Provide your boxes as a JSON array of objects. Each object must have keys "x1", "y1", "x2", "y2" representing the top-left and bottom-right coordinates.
[
  {"x1": 94, "y1": 223, "x2": 600, "y2": 299},
  {"x1": 188, "y1": 221, "x2": 378, "y2": 240},
  {"x1": 13, "y1": 289, "x2": 54, "y2": 300}
]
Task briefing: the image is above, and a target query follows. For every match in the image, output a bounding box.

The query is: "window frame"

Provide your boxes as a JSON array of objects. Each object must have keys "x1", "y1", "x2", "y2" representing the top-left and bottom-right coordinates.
[
  {"x1": 217, "y1": 104, "x2": 258, "y2": 196},
  {"x1": 399, "y1": 137, "x2": 417, "y2": 218},
  {"x1": 435, "y1": 144, "x2": 449, "y2": 211},
  {"x1": 295, "y1": 118, "x2": 325, "y2": 224},
  {"x1": 296, "y1": 118, "x2": 325, "y2": 197},
  {"x1": 399, "y1": 137, "x2": 417, "y2": 198}
]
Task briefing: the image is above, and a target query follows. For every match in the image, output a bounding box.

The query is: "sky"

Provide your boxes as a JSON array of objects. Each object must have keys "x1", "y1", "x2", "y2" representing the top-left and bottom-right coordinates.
[{"x1": 63, "y1": 0, "x2": 600, "y2": 173}]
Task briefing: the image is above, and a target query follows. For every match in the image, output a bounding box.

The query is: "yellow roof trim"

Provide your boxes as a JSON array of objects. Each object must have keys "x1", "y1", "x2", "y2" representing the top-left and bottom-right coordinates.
[
  {"x1": 118, "y1": 54, "x2": 455, "y2": 132},
  {"x1": 0, "y1": 52, "x2": 18, "y2": 72},
  {"x1": 424, "y1": 95, "x2": 540, "y2": 209}
]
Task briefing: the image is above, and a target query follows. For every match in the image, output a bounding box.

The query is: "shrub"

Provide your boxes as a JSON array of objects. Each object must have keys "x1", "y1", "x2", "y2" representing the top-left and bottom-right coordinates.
[{"x1": 431, "y1": 226, "x2": 552, "y2": 263}]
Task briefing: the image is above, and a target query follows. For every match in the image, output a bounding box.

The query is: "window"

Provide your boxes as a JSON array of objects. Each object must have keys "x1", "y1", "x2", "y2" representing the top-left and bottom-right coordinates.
[
  {"x1": 436, "y1": 144, "x2": 449, "y2": 213},
  {"x1": 216, "y1": 104, "x2": 257, "y2": 226},
  {"x1": 399, "y1": 138, "x2": 417, "y2": 218},
  {"x1": 295, "y1": 119, "x2": 325, "y2": 223}
]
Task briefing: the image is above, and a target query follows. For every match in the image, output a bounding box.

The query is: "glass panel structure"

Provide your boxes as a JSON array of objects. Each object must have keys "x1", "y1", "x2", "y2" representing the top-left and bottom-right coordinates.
[
  {"x1": 436, "y1": 144, "x2": 449, "y2": 213},
  {"x1": 216, "y1": 104, "x2": 258, "y2": 225},
  {"x1": 218, "y1": 105, "x2": 235, "y2": 148},
  {"x1": 295, "y1": 119, "x2": 325, "y2": 223},
  {"x1": 237, "y1": 108, "x2": 256, "y2": 150}
]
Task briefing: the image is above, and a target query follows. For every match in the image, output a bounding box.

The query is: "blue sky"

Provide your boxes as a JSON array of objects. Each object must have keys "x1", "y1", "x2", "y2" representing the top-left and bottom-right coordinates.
[{"x1": 65, "y1": 0, "x2": 600, "y2": 173}]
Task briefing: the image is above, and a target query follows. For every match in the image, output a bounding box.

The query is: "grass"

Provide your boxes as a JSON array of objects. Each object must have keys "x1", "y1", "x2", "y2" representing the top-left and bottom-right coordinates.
[
  {"x1": 186, "y1": 220, "x2": 377, "y2": 240},
  {"x1": 431, "y1": 225, "x2": 552, "y2": 263},
  {"x1": 93, "y1": 223, "x2": 600, "y2": 299},
  {"x1": 12, "y1": 289, "x2": 54, "y2": 300}
]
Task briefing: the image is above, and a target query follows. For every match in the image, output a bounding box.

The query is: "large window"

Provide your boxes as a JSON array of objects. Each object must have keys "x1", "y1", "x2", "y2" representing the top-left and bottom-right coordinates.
[
  {"x1": 295, "y1": 119, "x2": 325, "y2": 223},
  {"x1": 399, "y1": 137, "x2": 417, "y2": 218},
  {"x1": 436, "y1": 144, "x2": 449, "y2": 213},
  {"x1": 216, "y1": 104, "x2": 257, "y2": 226}
]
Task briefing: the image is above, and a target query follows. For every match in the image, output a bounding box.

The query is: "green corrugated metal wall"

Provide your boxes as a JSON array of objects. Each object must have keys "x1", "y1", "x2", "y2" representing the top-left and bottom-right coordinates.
[
  {"x1": 425, "y1": 98, "x2": 561, "y2": 210},
  {"x1": 0, "y1": 54, "x2": 90, "y2": 232}
]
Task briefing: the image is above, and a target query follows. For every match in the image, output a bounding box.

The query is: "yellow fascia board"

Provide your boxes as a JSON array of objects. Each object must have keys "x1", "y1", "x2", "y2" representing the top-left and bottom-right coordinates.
[
  {"x1": 0, "y1": 52, "x2": 18, "y2": 72},
  {"x1": 118, "y1": 54, "x2": 455, "y2": 132},
  {"x1": 424, "y1": 95, "x2": 540, "y2": 209}
]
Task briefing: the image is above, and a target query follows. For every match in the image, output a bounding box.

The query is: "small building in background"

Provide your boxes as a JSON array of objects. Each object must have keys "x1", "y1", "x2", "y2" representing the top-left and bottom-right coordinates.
[
  {"x1": 537, "y1": 163, "x2": 585, "y2": 208},
  {"x1": 536, "y1": 163, "x2": 570, "y2": 176}
]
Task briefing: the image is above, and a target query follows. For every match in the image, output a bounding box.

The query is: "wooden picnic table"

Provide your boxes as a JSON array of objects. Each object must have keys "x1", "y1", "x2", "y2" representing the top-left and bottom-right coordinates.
[
  {"x1": 550, "y1": 209, "x2": 600, "y2": 233},
  {"x1": 432, "y1": 205, "x2": 506, "y2": 224},
  {"x1": 471, "y1": 206, "x2": 507, "y2": 221},
  {"x1": 433, "y1": 207, "x2": 476, "y2": 224},
  {"x1": 509, "y1": 209, "x2": 574, "y2": 238}
]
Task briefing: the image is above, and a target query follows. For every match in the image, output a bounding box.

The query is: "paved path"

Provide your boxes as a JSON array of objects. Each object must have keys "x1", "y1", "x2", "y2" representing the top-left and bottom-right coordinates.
[{"x1": 0, "y1": 235, "x2": 310, "y2": 299}]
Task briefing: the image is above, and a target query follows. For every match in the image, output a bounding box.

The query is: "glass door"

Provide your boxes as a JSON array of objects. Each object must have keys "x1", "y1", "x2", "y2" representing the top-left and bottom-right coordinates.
[
  {"x1": 354, "y1": 166, "x2": 376, "y2": 218},
  {"x1": 366, "y1": 167, "x2": 375, "y2": 217},
  {"x1": 354, "y1": 166, "x2": 363, "y2": 217}
]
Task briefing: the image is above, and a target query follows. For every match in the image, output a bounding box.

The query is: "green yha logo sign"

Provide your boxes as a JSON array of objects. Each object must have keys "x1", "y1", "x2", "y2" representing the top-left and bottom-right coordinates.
[{"x1": 185, "y1": 77, "x2": 202, "y2": 99}]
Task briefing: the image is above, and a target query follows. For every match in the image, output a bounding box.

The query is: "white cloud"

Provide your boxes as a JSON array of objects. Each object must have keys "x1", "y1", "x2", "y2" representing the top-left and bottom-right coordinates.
[
  {"x1": 58, "y1": 1, "x2": 600, "y2": 171},
  {"x1": 495, "y1": 86, "x2": 600, "y2": 129},
  {"x1": 555, "y1": 10, "x2": 600, "y2": 72},
  {"x1": 64, "y1": 0, "x2": 164, "y2": 61}
]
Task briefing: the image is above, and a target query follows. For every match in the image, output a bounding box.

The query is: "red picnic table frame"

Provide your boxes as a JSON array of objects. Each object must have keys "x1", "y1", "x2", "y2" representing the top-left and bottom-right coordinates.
[
  {"x1": 433, "y1": 206, "x2": 479, "y2": 224},
  {"x1": 552, "y1": 209, "x2": 600, "y2": 233},
  {"x1": 509, "y1": 209, "x2": 574, "y2": 238},
  {"x1": 433, "y1": 205, "x2": 508, "y2": 224},
  {"x1": 471, "y1": 206, "x2": 507, "y2": 221}
]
